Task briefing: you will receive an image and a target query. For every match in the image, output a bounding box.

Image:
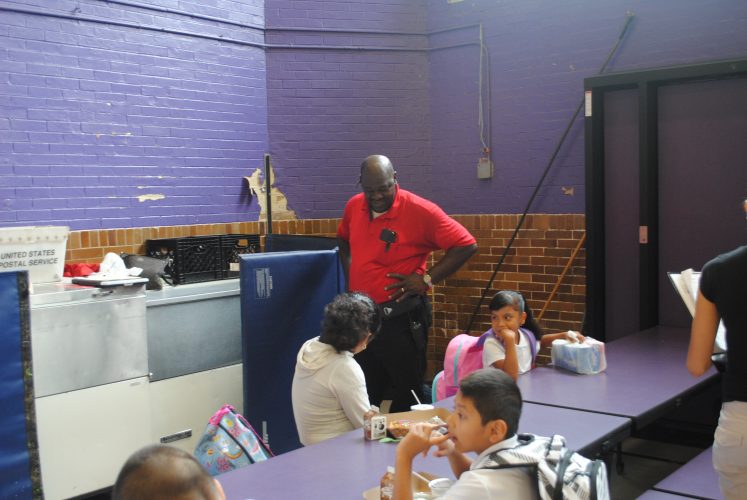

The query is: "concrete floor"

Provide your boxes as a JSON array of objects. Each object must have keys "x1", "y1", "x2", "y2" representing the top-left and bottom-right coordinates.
[{"x1": 610, "y1": 437, "x2": 706, "y2": 499}]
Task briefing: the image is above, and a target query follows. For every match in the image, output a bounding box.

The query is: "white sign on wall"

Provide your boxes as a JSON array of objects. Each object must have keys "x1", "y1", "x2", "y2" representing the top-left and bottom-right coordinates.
[{"x1": 0, "y1": 226, "x2": 69, "y2": 283}]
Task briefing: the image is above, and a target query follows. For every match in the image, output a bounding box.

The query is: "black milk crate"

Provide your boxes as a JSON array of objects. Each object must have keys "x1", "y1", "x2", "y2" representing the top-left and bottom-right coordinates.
[
  {"x1": 145, "y1": 236, "x2": 222, "y2": 284},
  {"x1": 220, "y1": 234, "x2": 261, "y2": 279}
]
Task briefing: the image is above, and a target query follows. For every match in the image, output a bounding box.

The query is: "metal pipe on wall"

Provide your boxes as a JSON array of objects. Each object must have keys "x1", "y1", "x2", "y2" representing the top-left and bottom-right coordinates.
[
  {"x1": 0, "y1": 6, "x2": 480, "y2": 53},
  {"x1": 264, "y1": 154, "x2": 272, "y2": 235}
]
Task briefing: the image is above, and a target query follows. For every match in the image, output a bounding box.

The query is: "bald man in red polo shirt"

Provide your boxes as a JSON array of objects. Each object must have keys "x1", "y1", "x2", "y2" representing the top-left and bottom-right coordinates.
[{"x1": 337, "y1": 155, "x2": 477, "y2": 412}]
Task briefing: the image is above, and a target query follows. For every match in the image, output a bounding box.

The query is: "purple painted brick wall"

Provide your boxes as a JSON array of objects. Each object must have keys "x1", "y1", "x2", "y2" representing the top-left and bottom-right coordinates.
[
  {"x1": 2, "y1": 0, "x2": 747, "y2": 229},
  {"x1": 427, "y1": 0, "x2": 747, "y2": 214},
  {"x1": 264, "y1": 0, "x2": 431, "y2": 219},
  {"x1": 1, "y1": 0, "x2": 266, "y2": 229}
]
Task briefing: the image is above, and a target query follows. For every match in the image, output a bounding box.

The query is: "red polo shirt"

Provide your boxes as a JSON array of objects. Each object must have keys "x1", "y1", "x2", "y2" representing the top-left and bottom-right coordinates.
[{"x1": 337, "y1": 188, "x2": 476, "y2": 304}]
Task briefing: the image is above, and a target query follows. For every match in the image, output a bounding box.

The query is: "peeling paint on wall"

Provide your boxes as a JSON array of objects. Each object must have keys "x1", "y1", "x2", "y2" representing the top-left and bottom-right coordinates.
[
  {"x1": 137, "y1": 194, "x2": 166, "y2": 202},
  {"x1": 244, "y1": 165, "x2": 297, "y2": 221}
]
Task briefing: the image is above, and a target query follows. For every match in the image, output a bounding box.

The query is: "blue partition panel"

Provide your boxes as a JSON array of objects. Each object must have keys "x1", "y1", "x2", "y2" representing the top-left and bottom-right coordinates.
[
  {"x1": 0, "y1": 271, "x2": 38, "y2": 498},
  {"x1": 240, "y1": 250, "x2": 344, "y2": 454}
]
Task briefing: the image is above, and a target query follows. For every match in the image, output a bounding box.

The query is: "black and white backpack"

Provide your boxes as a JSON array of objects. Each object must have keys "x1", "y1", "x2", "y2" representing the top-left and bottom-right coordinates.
[{"x1": 483, "y1": 434, "x2": 610, "y2": 500}]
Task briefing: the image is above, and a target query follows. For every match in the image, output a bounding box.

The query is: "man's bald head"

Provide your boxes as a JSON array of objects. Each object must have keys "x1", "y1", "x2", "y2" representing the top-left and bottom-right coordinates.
[
  {"x1": 113, "y1": 445, "x2": 224, "y2": 500},
  {"x1": 360, "y1": 154, "x2": 395, "y2": 178},
  {"x1": 359, "y1": 155, "x2": 397, "y2": 213}
]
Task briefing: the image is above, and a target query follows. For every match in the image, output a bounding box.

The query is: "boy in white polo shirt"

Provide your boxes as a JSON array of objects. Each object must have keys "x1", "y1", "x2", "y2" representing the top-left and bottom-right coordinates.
[{"x1": 394, "y1": 369, "x2": 536, "y2": 499}]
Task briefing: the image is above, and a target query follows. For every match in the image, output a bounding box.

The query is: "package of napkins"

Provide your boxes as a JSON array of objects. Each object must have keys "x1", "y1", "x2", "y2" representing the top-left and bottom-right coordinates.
[{"x1": 551, "y1": 335, "x2": 606, "y2": 374}]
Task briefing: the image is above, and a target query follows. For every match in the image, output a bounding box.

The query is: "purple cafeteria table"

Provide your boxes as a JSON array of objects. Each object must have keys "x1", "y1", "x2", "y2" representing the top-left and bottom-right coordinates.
[
  {"x1": 517, "y1": 326, "x2": 719, "y2": 428},
  {"x1": 637, "y1": 491, "x2": 692, "y2": 499},
  {"x1": 653, "y1": 447, "x2": 723, "y2": 500},
  {"x1": 218, "y1": 400, "x2": 631, "y2": 500}
]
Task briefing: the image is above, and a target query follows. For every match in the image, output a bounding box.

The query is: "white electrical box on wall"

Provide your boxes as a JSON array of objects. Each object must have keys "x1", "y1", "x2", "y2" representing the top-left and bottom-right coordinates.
[{"x1": 477, "y1": 157, "x2": 493, "y2": 179}]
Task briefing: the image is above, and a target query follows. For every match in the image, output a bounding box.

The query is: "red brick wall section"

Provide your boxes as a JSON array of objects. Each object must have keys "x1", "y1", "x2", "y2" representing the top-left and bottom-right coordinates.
[
  {"x1": 429, "y1": 214, "x2": 586, "y2": 377},
  {"x1": 66, "y1": 214, "x2": 585, "y2": 378}
]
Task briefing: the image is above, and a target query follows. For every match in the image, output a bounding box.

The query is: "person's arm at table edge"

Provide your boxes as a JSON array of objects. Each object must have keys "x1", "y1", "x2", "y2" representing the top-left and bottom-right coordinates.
[
  {"x1": 687, "y1": 289, "x2": 719, "y2": 377},
  {"x1": 539, "y1": 331, "x2": 585, "y2": 349},
  {"x1": 394, "y1": 424, "x2": 452, "y2": 500}
]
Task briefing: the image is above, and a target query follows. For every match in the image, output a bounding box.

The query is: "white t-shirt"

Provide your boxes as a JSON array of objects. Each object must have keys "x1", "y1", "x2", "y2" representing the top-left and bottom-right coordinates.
[
  {"x1": 442, "y1": 436, "x2": 538, "y2": 499},
  {"x1": 482, "y1": 329, "x2": 536, "y2": 373}
]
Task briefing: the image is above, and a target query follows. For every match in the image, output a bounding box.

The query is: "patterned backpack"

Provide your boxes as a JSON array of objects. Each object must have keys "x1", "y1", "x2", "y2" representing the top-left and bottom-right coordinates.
[
  {"x1": 194, "y1": 404, "x2": 273, "y2": 476},
  {"x1": 484, "y1": 434, "x2": 610, "y2": 500}
]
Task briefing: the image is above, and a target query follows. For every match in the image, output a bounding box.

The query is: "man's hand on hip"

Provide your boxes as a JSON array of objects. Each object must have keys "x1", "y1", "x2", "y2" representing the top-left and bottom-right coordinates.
[{"x1": 384, "y1": 273, "x2": 429, "y2": 301}]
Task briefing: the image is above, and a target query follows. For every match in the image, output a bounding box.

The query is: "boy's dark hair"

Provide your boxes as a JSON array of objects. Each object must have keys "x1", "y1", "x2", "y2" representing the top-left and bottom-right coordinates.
[
  {"x1": 489, "y1": 289, "x2": 544, "y2": 338},
  {"x1": 319, "y1": 292, "x2": 382, "y2": 353},
  {"x1": 459, "y1": 368, "x2": 523, "y2": 437},
  {"x1": 112, "y1": 445, "x2": 219, "y2": 500}
]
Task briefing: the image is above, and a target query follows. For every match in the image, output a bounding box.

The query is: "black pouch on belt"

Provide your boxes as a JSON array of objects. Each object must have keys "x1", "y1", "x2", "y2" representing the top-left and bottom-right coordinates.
[
  {"x1": 407, "y1": 298, "x2": 432, "y2": 351},
  {"x1": 408, "y1": 314, "x2": 426, "y2": 351},
  {"x1": 379, "y1": 295, "x2": 422, "y2": 320}
]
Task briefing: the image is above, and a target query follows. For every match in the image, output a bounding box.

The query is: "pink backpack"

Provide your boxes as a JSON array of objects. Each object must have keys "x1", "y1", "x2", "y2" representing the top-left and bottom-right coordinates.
[{"x1": 435, "y1": 328, "x2": 537, "y2": 401}]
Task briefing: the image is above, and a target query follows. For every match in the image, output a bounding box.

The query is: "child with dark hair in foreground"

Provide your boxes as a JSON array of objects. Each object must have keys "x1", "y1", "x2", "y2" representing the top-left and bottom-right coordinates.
[
  {"x1": 112, "y1": 444, "x2": 225, "y2": 500},
  {"x1": 394, "y1": 369, "x2": 537, "y2": 500}
]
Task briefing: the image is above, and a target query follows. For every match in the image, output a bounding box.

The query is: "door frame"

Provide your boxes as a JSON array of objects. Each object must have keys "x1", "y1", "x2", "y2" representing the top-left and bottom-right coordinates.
[{"x1": 583, "y1": 58, "x2": 747, "y2": 339}]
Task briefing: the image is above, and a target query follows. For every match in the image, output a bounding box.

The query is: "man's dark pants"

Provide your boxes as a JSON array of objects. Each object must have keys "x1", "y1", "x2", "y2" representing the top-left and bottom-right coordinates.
[{"x1": 355, "y1": 297, "x2": 432, "y2": 413}]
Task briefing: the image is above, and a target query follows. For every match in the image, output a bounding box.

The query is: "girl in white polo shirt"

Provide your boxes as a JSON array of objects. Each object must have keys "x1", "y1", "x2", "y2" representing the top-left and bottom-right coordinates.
[{"x1": 482, "y1": 290, "x2": 583, "y2": 380}]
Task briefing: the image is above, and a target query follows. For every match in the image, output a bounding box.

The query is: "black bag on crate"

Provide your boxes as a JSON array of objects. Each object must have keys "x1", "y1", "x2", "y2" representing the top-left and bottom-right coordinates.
[{"x1": 121, "y1": 253, "x2": 172, "y2": 290}]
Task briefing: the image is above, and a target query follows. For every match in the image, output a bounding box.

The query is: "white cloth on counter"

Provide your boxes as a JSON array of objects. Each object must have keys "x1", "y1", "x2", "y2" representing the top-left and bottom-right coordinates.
[{"x1": 93, "y1": 252, "x2": 143, "y2": 278}]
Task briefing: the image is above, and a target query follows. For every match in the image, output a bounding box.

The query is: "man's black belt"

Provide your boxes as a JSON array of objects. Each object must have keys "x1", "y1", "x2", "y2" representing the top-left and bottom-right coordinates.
[{"x1": 378, "y1": 295, "x2": 423, "y2": 319}]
